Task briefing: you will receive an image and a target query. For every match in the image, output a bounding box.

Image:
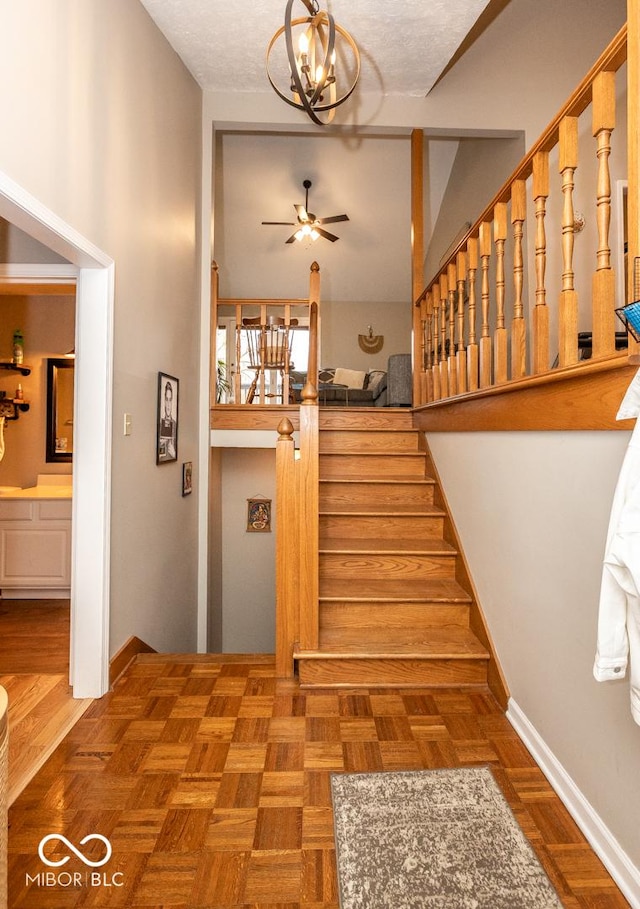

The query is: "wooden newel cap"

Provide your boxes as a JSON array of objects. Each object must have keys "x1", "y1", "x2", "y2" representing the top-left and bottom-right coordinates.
[{"x1": 277, "y1": 417, "x2": 295, "y2": 439}]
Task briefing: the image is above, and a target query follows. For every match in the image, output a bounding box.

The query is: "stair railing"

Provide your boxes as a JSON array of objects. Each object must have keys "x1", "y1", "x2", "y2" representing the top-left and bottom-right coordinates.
[
  {"x1": 415, "y1": 25, "x2": 629, "y2": 407},
  {"x1": 275, "y1": 270, "x2": 320, "y2": 677},
  {"x1": 210, "y1": 261, "x2": 314, "y2": 408}
]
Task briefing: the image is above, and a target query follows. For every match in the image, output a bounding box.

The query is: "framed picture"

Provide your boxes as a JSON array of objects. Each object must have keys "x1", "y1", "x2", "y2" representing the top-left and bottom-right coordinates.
[
  {"x1": 156, "y1": 372, "x2": 179, "y2": 464},
  {"x1": 247, "y1": 497, "x2": 272, "y2": 533},
  {"x1": 182, "y1": 461, "x2": 193, "y2": 496}
]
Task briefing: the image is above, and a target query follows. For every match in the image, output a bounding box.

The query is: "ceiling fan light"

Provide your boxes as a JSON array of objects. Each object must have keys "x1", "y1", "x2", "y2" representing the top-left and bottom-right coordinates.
[
  {"x1": 310, "y1": 228, "x2": 320, "y2": 241},
  {"x1": 294, "y1": 228, "x2": 305, "y2": 242}
]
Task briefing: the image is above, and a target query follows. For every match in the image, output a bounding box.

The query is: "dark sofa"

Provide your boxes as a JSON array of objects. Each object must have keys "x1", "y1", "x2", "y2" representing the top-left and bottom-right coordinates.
[{"x1": 290, "y1": 354, "x2": 412, "y2": 407}]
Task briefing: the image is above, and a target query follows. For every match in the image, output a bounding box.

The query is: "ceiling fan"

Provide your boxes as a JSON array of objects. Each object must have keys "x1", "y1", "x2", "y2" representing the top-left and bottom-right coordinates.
[{"x1": 262, "y1": 179, "x2": 349, "y2": 244}]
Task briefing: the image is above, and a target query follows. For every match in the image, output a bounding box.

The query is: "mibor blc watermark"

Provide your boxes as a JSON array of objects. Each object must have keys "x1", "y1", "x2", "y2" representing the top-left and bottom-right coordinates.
[{"x1": 25, "y1": 834, "x2": 124, "y2": 889}]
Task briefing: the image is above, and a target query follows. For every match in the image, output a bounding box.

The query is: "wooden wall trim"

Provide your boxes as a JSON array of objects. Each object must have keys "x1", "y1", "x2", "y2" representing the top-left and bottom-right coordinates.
[
  {"x1": 412, "y1": 356, "x2": 638, "y2": 431},
  {"x1": 109, "y1": 636, "x2": 156, "y2": 687}
]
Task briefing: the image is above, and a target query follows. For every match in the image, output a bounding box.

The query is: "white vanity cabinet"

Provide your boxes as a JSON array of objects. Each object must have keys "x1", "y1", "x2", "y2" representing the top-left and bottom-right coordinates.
[{"x1": 0, "y1": 497, "x2": 71, "y2": 598}]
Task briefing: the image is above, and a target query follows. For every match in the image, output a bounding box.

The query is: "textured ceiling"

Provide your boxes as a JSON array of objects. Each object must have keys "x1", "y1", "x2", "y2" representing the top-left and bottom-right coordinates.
[{"x1": 139, "y1": 0, "x2": 492, "y2": 98}]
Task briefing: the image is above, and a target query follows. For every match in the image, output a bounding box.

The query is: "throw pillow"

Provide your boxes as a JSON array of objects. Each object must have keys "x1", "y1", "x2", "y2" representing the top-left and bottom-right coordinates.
[
  {"x1": 333, "y1": 367, "x2": 367, "y2": 389},
  {"x1": 365, "y1": 369, "x2": 387, "y2": 396}
]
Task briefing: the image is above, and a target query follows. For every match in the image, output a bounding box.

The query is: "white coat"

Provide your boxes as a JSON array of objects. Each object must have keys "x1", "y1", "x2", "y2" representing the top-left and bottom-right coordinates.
[{"x1": 593, "y1": 369, "x2": 640, "y2": 725}]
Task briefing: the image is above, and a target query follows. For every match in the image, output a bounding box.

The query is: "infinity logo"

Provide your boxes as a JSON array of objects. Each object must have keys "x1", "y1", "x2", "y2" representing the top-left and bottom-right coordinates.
[{"x1": 38, "y1": 834, "x2": 112, "y2": 868}]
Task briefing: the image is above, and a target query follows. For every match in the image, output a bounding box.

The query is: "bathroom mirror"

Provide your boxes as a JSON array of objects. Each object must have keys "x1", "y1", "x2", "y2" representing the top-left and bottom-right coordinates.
[{"x1": 46, "y1": 358, "x2": 74, "y2": 463}]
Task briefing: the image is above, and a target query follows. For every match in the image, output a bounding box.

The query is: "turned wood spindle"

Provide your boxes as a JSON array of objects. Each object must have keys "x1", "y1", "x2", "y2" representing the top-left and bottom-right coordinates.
[
  {"x1": 447, "y1": 262, "x2": 458, "y2": 397},
  {"x1": 558, "y1": 116, "x2": 579, "y2": 367},
  {"x1": 479, "y1": 221, "x2": 493, "y2": 388},
  {"x1": 456, "y1": 250, "x2": 468, "y2": 394},
  {"x1": 592, "y1": 70, "x2": 616, "y2": 358},
  {"x1": 494, "y1": 203, "x2": 508, "y2": 384},
  {"x1": 511, "y1": 181, "x2": 527, "y2": 379},
  {"x1": 466, "y1": 237, "x2": 479, "y2": 391},
  {"x1": 532, "y1": 151, "x2": 550, "y2": 374}
]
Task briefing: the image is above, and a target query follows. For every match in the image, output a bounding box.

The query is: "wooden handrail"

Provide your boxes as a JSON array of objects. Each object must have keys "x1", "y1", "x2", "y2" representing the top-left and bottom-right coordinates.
[{"x1": 415, "y1": 24, "x2": 630, "y2": 409}]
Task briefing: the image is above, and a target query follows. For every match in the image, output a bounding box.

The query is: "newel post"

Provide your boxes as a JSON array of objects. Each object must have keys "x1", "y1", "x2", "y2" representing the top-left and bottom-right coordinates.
[{"x1": 275, "y1": 417, "x2": 298, "y2": 678}]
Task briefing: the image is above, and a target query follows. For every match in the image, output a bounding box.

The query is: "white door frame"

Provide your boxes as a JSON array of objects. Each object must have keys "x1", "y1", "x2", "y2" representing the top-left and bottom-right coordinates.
[{"x1": 0, "y1": 170, "x2": 114, "y2": 698}]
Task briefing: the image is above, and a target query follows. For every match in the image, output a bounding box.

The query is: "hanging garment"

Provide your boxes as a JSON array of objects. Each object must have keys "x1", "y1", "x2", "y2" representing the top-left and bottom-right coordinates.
[{"x1": 594, "y1": 369, "x2": 640, "y2": 725}]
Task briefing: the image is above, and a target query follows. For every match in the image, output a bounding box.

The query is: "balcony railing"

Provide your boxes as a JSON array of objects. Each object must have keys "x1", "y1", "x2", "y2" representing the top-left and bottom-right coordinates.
[
  {"x1": 414, "y1": 25, "x2": 631, "y2": 409},
  {"x1": 211, "y1": 261, "x2": 320, "y2": 409}
]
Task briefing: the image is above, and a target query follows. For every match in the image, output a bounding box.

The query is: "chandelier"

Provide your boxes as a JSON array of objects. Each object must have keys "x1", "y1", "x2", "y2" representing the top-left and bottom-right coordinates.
[{"x1": 266, "y1": 0, "x2": 360, "y2": 126}]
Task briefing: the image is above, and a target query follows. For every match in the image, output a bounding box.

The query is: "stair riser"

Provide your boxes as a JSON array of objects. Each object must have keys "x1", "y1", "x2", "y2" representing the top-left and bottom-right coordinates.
[
  {"x1": 320, "y1": 482, "x2": 434, "y2": 507},
  {"x1": 320, "y1": 514, "x2": 445, "y2": 540},
  {"x1": 320, "y1": 454, "x2": 426, "y2": 478},
  {"x1": 319, "y1": 553, "x2": 456, "y2": 580},
  {"x1": 320, "y1": 603, "x2": 470, "y2": 642},
  {"x1": 319, "y1": 411, "x2": 413, "y2": 431},
  {"x1": 297, "y1": 657, "x2": 488, "y2": 688},
  {"x1": 320, "y1": 430, "x2": 420, "y2": 452}
]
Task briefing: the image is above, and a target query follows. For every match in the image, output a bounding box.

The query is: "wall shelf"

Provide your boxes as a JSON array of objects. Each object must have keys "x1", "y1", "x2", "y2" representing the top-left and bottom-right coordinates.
[
  {"x1": 0, "y1": 361, "x2": 31, "y2": 377},
  {"x1": 0, "y1": 399, "x2": 29, "y2": 421}
]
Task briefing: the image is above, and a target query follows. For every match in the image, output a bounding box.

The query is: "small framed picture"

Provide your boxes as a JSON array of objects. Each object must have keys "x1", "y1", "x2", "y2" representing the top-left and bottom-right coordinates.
[
  {"x1": 182, "y1": 461, "x2": 193, "y2": 496},
  {"x1": 156, "y1": 372, "x2": 179, "y2": 464},
  {"x1": 247, "y1": 497, "x2": 272, "y2": 533}
]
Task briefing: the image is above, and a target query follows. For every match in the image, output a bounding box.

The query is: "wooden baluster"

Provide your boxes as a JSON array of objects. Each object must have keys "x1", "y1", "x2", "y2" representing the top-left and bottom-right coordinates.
[
  {"x1": 210, "y1": 261, "x2": 219, "y2": 409},
  {"x1": 456, "y1": 250, "x2": 467, "y2": 394},
  {"x1": 447, "y1": 263, "x2": 457, "y2": 396},
  {"x1": 467, "y1": 238, "x2": 479, "y2": 391},
  {"x1": 259, "y1": 303, "x2": 268, "y2": 403},
  {"x1": 431, "y1": 284, "x2": 442, "y2": 401},
  {"x1": 511, "y1": 180, "x2": 527, "y2": 379},
  {"x1": 439, "y1": 273, "x2": 449, "y2": 398},
  {"x1": 592, "y1": 70, "x2": 616, "y2": 358},
  {"x1": 494, "y1": 203, "x2": 508, "y2": 383},
  {"x1": 234, "y1": 301, "x2": 243, "y2": 403},
  {"x1": 532, "y1": 151, "x2": 550, "y2": 373},
  {"x1": 558, "y1": 115, "x2": 579, "y2": 367},
  {"x1": 422, "y1": 293, "x2": 433, "y2": 403},
  {"x1": 308, "y1": 261, "x2": 321, "y2": 385},
  {"x1": 479, "y1": 221, "x2": 493, "y2": 387}
]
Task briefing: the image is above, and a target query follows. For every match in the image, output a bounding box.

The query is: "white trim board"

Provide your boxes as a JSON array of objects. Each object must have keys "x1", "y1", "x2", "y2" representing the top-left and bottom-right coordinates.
[{"x1": 507, "y1": 698, "x2": 640, "y2": 909}]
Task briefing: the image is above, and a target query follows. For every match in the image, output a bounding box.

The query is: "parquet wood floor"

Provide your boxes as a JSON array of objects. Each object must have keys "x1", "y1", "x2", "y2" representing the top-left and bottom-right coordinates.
[
  {"x1": 7, "y1": 654, "x2": 630, "y2": 908},
  {"x1": 0, "y1": 599, "x2": 91, "y2": 803}
]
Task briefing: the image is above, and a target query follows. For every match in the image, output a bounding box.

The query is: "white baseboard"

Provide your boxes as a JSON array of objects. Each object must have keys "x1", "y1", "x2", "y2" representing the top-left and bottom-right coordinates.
[{"x1": 507, "y1": 698, "x2": 640, "y2": 909}]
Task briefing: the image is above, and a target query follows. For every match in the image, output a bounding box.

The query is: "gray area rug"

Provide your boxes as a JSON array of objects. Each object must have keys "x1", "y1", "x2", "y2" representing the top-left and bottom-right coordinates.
[{"x1": 331, "y1": 766, "x2": 563, "y2": 909}]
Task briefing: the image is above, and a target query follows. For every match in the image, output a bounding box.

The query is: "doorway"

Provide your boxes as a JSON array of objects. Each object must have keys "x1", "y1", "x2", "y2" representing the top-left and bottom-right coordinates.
[{"x1": 0, "y1": 170, "x2": 114, "y2": 698}]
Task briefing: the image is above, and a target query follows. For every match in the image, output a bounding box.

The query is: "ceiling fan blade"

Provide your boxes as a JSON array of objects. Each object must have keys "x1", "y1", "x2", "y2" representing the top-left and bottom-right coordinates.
[
  {"x1": 316, "y1": 214, "x2": 349, "y2": 225},
  {"x1": 316, "y1": 227, "x2": 339, "y2": 242},
  {"x1": 262, "y1": 221, "x2": 296, "y2": 225},
  {"x1": 294, "y1": 204, "x2": 309, "y2": 222},
  {"x1": 285, "y1": 233, "x2": 298, "y2": 244}
]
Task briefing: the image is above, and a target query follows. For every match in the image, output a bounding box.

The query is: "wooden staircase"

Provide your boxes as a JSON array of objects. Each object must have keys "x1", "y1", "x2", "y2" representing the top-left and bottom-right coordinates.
[{"x1": 294, "y1": 409, "x2": 505, "y2": 702}]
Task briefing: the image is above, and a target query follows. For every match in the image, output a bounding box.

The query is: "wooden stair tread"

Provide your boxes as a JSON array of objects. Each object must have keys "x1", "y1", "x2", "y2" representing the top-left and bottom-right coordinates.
[
  {"x1": 319, "y1": 577, "x2": 472, "y2": 601},
  {"x1": 319, "y1": 503, "x2": 445, "y2": 516},
  {"x1": 319, "y1": 537, "x2": 456, "y2": 555},
  {"x1": 296, "y1": 628, "x2": 489, "y2": 660}
]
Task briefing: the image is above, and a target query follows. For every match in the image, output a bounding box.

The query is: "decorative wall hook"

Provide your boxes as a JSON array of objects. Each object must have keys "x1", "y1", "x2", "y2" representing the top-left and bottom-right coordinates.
[{"x1": 358, "y1": 325, "x2": 384, "y2": 355}]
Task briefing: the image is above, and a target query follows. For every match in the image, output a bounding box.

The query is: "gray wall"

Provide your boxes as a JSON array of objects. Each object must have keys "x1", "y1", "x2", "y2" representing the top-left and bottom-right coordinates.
[
  {"x1": 0, "y1": 1, "x2": 202, "y2": 655},
  {"x1": 220, "y1": 449, "x2": 276, "y2": 653},
  {"x1": 428, "y1": 430, "x2": 640, "y2": 872}
]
